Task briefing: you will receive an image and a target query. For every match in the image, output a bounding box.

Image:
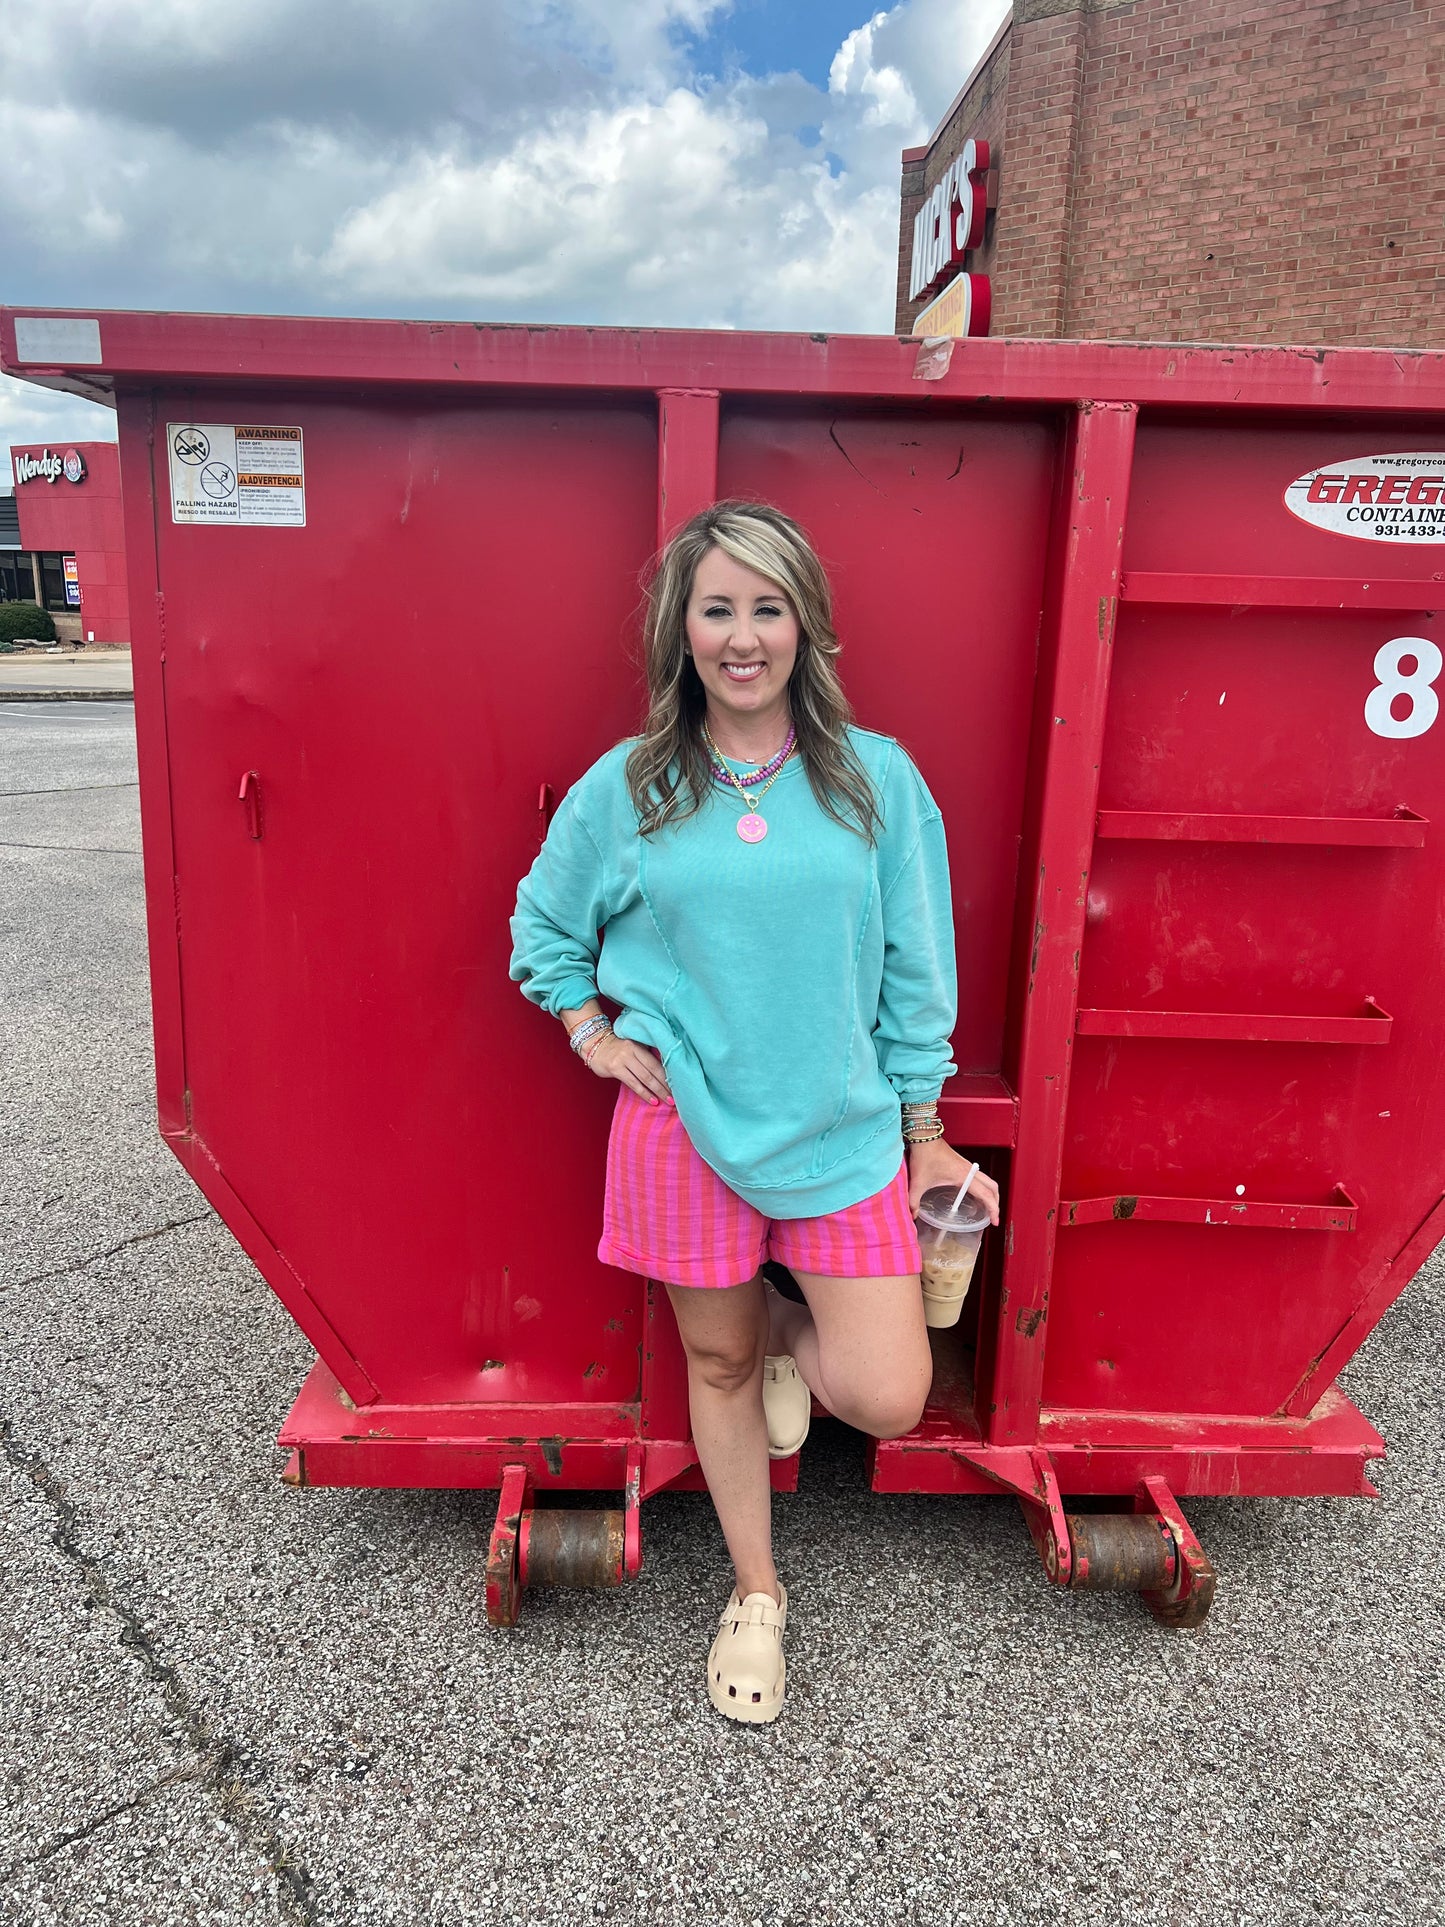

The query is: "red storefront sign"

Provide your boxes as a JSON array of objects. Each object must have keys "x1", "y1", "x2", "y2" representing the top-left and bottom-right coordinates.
[
  {"x1": 907, "y1": 137, "x2": 990, "y2": 335},
  {"x1": 13, "y1": 445, "x2": 88, "y2": 486}
]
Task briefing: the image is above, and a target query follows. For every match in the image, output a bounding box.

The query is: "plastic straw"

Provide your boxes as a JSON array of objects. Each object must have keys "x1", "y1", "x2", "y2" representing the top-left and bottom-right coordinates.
[{"x1": 950, "y1": 1163, "x2": 980, "y2": 1216}]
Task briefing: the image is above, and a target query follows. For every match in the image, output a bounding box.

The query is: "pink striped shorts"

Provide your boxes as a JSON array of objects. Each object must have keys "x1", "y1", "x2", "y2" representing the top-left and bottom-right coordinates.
[{"x1": 598, "y1": 1085, "x2": 923, "y2": 1290}]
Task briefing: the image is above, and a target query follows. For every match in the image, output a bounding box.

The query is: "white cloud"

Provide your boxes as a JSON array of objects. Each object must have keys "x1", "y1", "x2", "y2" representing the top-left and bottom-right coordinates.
[
  {"x1": 316, "y1": 87, "x2": 827, "y2": 322},
  {"x1": 0, "y1": 0, "x2": 1009, "y2": 455},
  {"x1": 0, "y1": 380, "x2": 117, "y2": 467},
  {"x1": 307, "y1": 0, "x2": 1007, "y2": 331},
  {"x1": 831, "y1": 12, "x2": 923, "y2": 130}
]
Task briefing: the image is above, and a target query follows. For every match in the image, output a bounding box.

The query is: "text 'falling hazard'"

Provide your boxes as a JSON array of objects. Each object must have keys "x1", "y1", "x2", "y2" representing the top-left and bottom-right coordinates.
[{"x1": 168, "y1": 424, "x2": 305, "y2": 527}]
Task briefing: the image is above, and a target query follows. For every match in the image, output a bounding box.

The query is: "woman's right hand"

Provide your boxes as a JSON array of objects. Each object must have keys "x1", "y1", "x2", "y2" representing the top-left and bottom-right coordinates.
[{"x1": 583, "y1": 1030, "x2": 671, "y2": 1105}]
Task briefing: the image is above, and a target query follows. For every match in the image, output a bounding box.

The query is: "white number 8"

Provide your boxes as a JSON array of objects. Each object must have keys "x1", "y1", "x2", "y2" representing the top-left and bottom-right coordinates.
[{"x1": 1365, "y1": 636, "x2": 1442, "y2": 740}]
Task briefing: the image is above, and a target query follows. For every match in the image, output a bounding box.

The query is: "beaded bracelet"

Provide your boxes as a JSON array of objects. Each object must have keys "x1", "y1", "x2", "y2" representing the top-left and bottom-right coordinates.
[
  {"x1": 901, "y1": 1099, "x2": 941, "y2": 1141},
  {"x1": 568, "y1": 1015, "x2": 613, "y2": 1057}
]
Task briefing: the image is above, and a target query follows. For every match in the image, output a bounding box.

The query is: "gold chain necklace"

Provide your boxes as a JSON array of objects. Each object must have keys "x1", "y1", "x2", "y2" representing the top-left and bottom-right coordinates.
[{"x1": 703, "y1": 726, "x2": 794, "y2": 845}]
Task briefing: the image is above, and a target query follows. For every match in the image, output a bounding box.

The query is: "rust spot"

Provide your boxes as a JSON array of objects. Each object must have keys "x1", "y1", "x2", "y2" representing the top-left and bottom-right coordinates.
[
  {"x1": 1016, "y1": 1307, "x2": 1044, "y2": 1338},
  {"x1": 1098, "y1": 594, "x2": 1116, "y2": 641},
  {"x1": 1113, "y1": 1195, "x2": 1139, "y2": 1221},
  {"x1": 481, "y1": 1359, "x2": 504, "y2": 1371},
  {"x1": 1100, "y1": 1358, "x2": 1116, "y2": 1371},
  {"x1": 582, "y1": 1362, "x2": 601, "y2": 1379},
  {"x1": 540, "y1": 1437, "x2": 564, "y2": 1477},
  {"x1": 523, "y1": 1509, "x2": 625, "y2": 1588},
  {"x1": 604, "y1": 1318, "x2": 623, "y2": 1332}
]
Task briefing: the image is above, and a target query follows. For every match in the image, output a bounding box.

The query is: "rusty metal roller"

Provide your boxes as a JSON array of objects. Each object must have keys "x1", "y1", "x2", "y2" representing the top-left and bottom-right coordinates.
[
  {"x1": 519, "y1": 1508, "x2": 626, "y2": 1589},
  {"x1": 1065, "y1": 1512, "x2": 1177, "y2": 1592}
]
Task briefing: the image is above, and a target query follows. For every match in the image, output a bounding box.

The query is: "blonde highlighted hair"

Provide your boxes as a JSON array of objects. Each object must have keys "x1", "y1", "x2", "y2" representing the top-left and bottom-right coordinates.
[{"x1": 625, "y1": 500, "x2": 880, "y2": 842}]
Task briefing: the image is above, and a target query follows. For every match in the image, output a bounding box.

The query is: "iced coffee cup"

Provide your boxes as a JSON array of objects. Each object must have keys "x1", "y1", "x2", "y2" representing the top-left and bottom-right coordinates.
[{"x1": 916, "y1": 1185, "x2": 990, "y2": 1329}]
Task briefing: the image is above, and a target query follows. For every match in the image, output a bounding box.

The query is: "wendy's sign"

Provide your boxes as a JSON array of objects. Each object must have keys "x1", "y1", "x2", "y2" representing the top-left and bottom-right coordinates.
[{"x1": 13, "y1": 446, "x2": 88, "y2": 486}]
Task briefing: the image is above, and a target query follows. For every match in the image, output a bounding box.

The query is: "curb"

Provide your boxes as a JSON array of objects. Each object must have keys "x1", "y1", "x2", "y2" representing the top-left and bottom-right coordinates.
[{"x1": 0, "y1": 690, "x2": 135, "y2": 703}]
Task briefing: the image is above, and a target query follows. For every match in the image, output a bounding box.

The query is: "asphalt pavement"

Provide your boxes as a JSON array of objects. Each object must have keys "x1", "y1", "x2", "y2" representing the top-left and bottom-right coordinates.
[{"x1": 1, "y1": 701, "x2": 1442, "y2": 1927}]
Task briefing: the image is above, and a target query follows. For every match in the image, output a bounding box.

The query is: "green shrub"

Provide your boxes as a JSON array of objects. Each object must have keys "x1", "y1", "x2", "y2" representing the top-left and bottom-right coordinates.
[{"x1": 0, "y1": 601, "x2": 57, "y2": 644}]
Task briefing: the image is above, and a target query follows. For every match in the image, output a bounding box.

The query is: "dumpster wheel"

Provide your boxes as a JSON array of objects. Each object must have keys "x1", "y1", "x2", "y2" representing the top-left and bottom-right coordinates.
[
  {"x1": 1062, "y1": 1477, "x2": 1217, "y2": 1628},
  {"x1": 486, "y1": 1463, "x2": 635, "y2": 1627},
  {"x1": 1065, "y1": 1512, "x2": 1176, "y2": 1592}
]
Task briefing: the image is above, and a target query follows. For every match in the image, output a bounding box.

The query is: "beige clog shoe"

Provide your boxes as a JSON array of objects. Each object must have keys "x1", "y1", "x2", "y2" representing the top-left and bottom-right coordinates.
[
  {"x1": 707, "y1": 1583, "x2": 788, "y2": 1724},
  {"x1": 762, "y1": 1353, "x2": 810, "y2": 1458}
]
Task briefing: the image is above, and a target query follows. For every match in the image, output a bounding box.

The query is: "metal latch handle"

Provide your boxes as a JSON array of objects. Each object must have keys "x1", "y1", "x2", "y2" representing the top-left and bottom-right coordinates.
[{"x1": 238, "y1": 770, "x2": 263, "y2": 840}]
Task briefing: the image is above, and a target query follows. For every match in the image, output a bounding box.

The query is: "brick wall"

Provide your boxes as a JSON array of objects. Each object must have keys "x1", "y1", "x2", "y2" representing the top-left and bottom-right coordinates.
[
  {"x1": 896, "y1": 26, "x2": 1010, "y2": 331},
  {"x1": 898, "y1": 0, "x2": 1445, "y2": 347}
]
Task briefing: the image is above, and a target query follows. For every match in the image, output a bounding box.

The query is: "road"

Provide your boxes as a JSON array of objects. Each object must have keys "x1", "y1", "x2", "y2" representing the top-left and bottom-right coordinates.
[{"x1": 1, "y1": 702, "x2": 1441, "y2": 1926}]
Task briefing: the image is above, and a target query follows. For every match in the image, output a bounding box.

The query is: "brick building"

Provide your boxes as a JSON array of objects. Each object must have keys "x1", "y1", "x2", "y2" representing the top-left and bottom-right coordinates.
[{"x1": 897, "y1": 0, "x2": 1444, "y2": 344}]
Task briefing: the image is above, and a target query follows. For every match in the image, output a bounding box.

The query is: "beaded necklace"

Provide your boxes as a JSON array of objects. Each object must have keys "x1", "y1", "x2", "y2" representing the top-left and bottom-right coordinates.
[
  {"x1": 702, "y1": 723, "x2": 796, "y2": 844},
  {"x1": 703, "y1": 723, "x2": 795, "y2": 791}
]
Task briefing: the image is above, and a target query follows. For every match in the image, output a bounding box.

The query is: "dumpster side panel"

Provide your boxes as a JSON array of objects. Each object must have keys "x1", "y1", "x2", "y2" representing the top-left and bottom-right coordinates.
[
  {"x1": 1046, "y1": 416, "x2": 1445, "y2": 1417},
  {"x1": 151, "y1": 391, "x2": 659, "y2": 1406}
]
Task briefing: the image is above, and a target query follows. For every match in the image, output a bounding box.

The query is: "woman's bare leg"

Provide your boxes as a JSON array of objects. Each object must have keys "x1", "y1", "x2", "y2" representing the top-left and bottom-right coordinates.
[
  {"x1": 666, "y1": 1275, "x2": 779, "y2": 1601},
  {"x1": 767, "y1": 1272, "x2": 932, "y2": 1439}
]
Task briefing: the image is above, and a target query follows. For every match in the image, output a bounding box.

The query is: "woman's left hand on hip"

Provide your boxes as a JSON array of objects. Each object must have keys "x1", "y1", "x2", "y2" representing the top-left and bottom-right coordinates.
[{"x1": 906, "y1": 1138, "x2": 1001, "y2": 1224}]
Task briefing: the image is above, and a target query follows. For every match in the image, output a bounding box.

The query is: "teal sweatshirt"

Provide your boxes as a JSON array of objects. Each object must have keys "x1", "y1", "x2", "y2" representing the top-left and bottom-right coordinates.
[{"x1": 509, "y1": 726, "x2": 957, "y2": 1218}]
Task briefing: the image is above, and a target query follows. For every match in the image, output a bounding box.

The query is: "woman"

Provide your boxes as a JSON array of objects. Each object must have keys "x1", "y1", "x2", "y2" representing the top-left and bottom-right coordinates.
[{"x1": 510, "y1": 500, "x2": 999, "y2": 1724}]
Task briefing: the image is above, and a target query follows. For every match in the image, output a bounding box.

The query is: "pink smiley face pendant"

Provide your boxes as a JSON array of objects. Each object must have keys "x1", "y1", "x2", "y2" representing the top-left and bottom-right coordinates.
[{"x1": 737, "y1": 814, "x2": 768, "y2": 844}]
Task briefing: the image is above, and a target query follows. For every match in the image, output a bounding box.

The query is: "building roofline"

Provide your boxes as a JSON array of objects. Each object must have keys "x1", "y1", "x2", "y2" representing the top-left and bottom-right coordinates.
[{"x1": 917, "y1": 7, "x2": 1013, "y2": 159}]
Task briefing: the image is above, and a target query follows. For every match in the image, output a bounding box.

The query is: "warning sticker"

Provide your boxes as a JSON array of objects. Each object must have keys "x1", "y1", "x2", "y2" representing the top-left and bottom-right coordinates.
[{"x1": 168, "y1": 424, "x2": 305, "y2": 527}]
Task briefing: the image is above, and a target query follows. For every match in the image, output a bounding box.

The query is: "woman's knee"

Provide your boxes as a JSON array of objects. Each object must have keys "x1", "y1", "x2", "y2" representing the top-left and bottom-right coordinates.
[
  {"x1": 680, "y1": 1327, "x2": 765, "y2": 1396},
  {"x1": 828, "y1": 1363, "x2": 930, "y2": 1440}
]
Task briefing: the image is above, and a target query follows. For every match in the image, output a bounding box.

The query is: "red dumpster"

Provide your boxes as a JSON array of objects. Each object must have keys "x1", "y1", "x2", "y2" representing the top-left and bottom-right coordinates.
[{"x1": 7, "y1": 308, "x2": 1443, "y2": 1626}]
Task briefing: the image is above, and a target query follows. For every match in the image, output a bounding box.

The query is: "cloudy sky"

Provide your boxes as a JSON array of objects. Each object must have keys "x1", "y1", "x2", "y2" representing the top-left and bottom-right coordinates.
[{"x1": 0, "y1": 0, "x2": 1007, "y2": 465}]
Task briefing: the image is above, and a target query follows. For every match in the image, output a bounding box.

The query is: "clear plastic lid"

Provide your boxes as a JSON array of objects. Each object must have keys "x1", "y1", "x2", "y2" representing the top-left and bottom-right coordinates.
[{"x1": 915, "y1": 1184, "x2": 992, "y2": 1235}]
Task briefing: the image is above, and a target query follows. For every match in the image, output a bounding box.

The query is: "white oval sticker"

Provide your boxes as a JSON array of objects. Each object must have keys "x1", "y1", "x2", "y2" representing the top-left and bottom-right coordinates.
[{"x1": 1285, "y1": 452, "x2": 1445, "y2": 543}]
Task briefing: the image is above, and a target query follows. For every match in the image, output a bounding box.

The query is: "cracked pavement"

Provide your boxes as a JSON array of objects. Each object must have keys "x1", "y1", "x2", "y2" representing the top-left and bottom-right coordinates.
[{"x1": 1, "y1": 701, "x2": 1442, "y2": 1926}]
